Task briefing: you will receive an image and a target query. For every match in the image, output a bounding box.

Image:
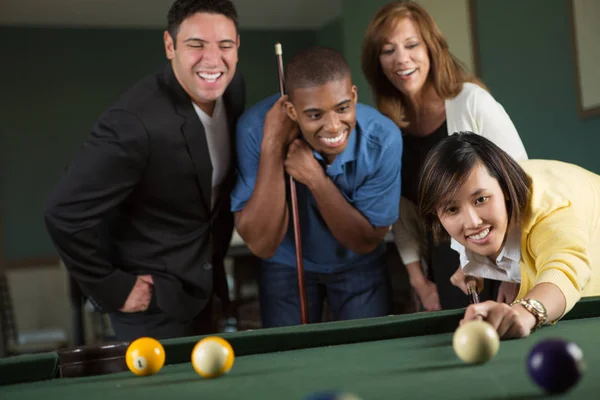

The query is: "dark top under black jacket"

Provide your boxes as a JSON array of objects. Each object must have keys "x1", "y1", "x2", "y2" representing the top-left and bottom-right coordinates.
[{"x1": 44, "y1": 63, "x2": 245, "y2": 321}]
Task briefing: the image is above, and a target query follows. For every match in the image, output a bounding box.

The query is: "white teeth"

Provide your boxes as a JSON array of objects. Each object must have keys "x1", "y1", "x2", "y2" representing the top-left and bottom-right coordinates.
[
  {"x1": 197, "y1": 72, "x2": 222, "y2": 82},
  {"x1": 320, "y1": 131, "x2": 346, "y2": 144},
  {"x1": 397, "y1": 68, "x2": 416, "y2": 76},
  {"x1": 469, "y1": 228, "x2": 490, "y2": 240}
]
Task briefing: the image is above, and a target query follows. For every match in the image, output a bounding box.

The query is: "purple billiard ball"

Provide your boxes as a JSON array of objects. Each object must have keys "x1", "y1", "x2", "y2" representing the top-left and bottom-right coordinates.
[{"x1": 527, "y1": 338, "x2": 585, "y2": 394}]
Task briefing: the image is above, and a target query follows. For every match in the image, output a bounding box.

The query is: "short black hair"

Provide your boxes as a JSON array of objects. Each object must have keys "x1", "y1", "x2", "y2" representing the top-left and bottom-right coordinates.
[
  {"x1": 284, "y1": 46, "x2": 352, "y2": 97},
  {"x1": 418, "y1": 132, "x2": 531, "y2": 243},
  {"x1": 167, "y1": 0, "x2": 238, "y2": 46}
]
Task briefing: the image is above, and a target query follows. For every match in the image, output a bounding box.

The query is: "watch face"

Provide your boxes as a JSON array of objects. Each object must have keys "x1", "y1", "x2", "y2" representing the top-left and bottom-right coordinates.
[{"x1": 529, "y1": 299, "x2": 545, "y2": 314}]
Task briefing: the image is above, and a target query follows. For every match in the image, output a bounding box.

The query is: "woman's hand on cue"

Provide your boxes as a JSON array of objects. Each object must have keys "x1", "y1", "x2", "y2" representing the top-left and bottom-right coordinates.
[{"x1": 461, "y1": 300, "x2": 536, "y2": 339}]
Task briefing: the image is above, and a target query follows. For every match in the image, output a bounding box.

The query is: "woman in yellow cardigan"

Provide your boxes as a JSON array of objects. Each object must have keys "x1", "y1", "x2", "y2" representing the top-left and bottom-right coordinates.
[{"x1": 418, "y1": 131, "x2": 600, "y2": 339}]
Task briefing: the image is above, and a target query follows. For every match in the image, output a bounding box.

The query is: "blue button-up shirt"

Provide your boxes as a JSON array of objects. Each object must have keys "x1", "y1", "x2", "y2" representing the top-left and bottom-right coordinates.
[{"x1": 231, "y1": 94, "x2": 403, "y2": 273}]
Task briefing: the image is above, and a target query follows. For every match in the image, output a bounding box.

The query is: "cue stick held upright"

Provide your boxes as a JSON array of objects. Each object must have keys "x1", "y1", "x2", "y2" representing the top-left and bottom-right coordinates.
[{"x1": 275, "y1": 42, "x2": 308, "y2": 325}]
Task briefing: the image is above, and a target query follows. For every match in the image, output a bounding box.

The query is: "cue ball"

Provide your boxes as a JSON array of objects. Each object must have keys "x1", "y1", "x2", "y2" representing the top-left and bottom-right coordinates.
[
  {"x1": 527, "y1": 338, "x2": 585, "y2": 394},
  {"x1": 452, "y1": 320, "x2": 500, "y2": 364},
  {"x1": 191, "y1": 336, "x2": 235, "y2": 378},
  {"x1": 125, "y1": 337, "x2": 165, "y2": 376}
]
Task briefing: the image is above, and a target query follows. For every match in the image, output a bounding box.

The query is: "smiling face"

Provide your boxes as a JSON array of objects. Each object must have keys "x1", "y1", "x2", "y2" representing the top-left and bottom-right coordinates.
[
  {"x1": 285, "y1": 77, "x2": 357, "y2": 164},
  {"x1": 378, "y1": 17, "x2": 430, "y2": 99},
  {"x1": 436, "y1": 164, "x2": 509, "y2": 261},
  {"x1": 164, "y1": 12, "x2": 239, "y2": 115}
]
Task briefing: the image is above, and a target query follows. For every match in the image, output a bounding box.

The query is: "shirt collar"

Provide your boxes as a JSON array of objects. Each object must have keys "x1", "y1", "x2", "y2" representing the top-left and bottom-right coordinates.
[
  {"x1": 495, "y1": 225, "x2": 521, "y2": 263},
  {"x1": 450, "y1": 225, "x2": 521, "y2": 268},
  {"x1": 192, "y1": 97, "x2": 223, "y2": 122},
  {"x1": 312, "y1": 122, "x2": 359, "y2": 176}
]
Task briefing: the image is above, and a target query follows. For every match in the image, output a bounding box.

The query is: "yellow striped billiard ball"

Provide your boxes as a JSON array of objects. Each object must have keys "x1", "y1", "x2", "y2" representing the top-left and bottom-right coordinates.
[
  {"x1": 125, "y1": 337, "x2": 166, "y2": 376},
  {"x1": 191, "y1": 336, "x2": 235, "y2": 378}
]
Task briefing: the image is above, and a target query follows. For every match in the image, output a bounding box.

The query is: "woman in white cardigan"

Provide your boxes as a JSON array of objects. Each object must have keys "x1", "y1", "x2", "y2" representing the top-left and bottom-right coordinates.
[{"x1": 361, "y1": 0, "x2": 528, "y2": 311}]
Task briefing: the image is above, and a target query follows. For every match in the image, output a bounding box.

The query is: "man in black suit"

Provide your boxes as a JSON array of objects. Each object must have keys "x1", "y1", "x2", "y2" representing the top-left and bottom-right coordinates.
[{"x1": 44, "y1": 0, "x2": 245, "y2": 341}]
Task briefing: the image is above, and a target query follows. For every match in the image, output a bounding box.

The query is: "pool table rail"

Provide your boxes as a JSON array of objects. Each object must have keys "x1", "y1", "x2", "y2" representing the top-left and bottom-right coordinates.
[{"x1": 2, "y1": 296, "x2": 599, "y2": 387}]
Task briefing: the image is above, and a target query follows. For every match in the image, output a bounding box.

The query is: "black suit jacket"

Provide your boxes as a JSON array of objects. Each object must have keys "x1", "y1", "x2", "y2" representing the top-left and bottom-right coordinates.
[{"x1": 45, "y1": 63, "x2": 245, "y2": 321}]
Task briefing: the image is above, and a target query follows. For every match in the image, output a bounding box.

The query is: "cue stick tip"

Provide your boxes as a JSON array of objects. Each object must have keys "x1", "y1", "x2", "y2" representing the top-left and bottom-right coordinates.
[
  {"x1": 275, "y1": 43, "x2": 282, "y2": 55},
  {"x1": 467, "y1": 286, "x2": 480, "y2": 304}
]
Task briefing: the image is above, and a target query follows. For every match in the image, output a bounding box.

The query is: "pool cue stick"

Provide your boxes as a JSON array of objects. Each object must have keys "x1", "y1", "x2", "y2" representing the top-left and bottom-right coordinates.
[
  {"x1": 465, "y1": 275, "x2": 480, "y2": 305},
  {"x1": 275, "y1": 42, "x2": 308, "y2": 325}
]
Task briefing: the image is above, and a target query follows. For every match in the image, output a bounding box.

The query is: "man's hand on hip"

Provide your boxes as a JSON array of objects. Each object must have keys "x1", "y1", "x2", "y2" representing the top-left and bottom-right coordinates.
[{"x1": 119, "y1": 275, "x2": 153, "y2": 313}]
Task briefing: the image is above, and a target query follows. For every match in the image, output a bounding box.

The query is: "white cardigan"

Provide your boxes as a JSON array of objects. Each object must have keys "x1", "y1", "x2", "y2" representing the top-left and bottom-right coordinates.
[{"x1": 392, "y1": 82, "x2": 529, "y2": 265}]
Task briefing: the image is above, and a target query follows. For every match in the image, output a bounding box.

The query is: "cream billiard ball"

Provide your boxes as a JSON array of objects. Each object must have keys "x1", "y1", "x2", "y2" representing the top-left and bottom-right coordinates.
[
  {"x1": 191, "y1": 336, "x2": 235, "y2": 378},
  {"x1": 453, "y1": 320, "x2": 500, "y2": 364}
]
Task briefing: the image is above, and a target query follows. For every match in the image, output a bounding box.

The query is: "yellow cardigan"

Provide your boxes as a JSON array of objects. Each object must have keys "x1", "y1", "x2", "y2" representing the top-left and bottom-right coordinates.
[{"x1": 516, "y1": 160, "x2": 600, "y2": 317}]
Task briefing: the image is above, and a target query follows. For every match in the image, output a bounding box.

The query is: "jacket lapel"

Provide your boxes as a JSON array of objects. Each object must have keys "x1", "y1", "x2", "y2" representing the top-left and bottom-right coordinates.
[
  {"x1": 181, "y1": 110, "x2": 213, "y2": 212},
  {"x1": 163, "y1": 64, "x2": 212, "y2": 213},
  {"x1": 219, "y1": 69, "x2": 246, "y2": 200},
  {"x1": 222, "y1": 70, "x2": 245, "y2": 169}
]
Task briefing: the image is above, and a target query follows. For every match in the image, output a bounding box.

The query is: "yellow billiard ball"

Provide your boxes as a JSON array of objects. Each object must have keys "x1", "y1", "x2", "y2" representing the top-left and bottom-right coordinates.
[
  {"x1": 191, "y1": 336, "x2": 235, "y2": 378},
  {"x1": 125, "y1": 337, "x2": 166, "y2": 376},
  {"x1": 452, "y1": 320, "x2": 500, "y2": 364}
]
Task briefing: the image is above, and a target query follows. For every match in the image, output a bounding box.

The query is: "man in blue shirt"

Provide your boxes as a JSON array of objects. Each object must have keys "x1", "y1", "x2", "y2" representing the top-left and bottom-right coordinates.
[{"x1": 231, "y1": 46, "x2": 403, "y2": 327}]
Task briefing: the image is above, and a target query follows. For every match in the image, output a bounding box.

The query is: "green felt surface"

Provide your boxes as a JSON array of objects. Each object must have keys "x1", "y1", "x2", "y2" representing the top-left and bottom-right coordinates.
[{"x1": 2, "y1": 315, "x2": 599, "y2": 399}]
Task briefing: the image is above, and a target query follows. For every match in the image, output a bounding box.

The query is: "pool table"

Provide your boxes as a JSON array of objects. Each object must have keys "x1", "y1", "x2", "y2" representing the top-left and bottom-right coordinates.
[{"x1": 2, "y1": 296, "x2": 600, "y2": 399}]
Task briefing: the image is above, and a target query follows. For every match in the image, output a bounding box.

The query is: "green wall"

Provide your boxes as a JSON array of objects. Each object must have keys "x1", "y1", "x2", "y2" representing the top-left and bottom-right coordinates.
[
  {"x1": 238, "y1": 30, "x2": 317, "y2": 105},
  {"x1": 340, "y1": 0, "x2": 390, "y2": 106},
  {"x1": 475, "y1": 0, "x2": 600, "y2": 172},
  {"x1": 0, "y1": 27, "x2": 165, "y2": 260},
  {"x1": 317, "y1": 17, "x2": 344, "y2": 53},
  {"x1": 0, "y1": 26, "x2": 314, "y2": 260}
]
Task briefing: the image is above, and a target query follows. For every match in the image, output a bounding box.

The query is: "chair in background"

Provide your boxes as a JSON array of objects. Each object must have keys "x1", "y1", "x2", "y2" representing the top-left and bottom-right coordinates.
[{"x1": 0, "y1": 270, "x2": 68, "y2": 358}]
